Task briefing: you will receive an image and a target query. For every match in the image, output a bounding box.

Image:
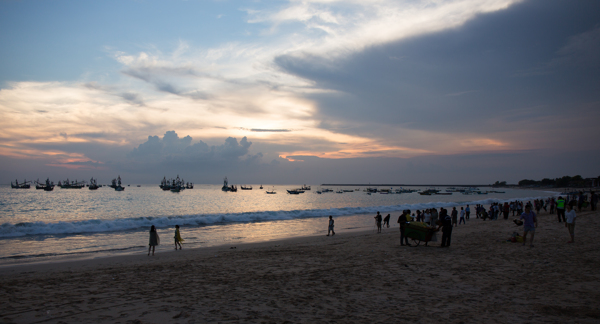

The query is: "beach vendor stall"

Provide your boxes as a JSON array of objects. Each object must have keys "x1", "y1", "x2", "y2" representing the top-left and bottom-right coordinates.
[{"x1": 404, "y1": 222, "x2": 438, "y2": 246}]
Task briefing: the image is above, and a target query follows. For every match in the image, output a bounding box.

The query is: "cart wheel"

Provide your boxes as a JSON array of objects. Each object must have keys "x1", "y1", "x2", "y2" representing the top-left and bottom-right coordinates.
[{"x1": 410, "y1": 239, "x2": 421, "y2": 247}]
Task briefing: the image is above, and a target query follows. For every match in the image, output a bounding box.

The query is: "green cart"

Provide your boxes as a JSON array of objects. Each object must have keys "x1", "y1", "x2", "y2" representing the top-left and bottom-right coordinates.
[{"x1": 404, "y1": 222, "x2": 436, "y2": 247}]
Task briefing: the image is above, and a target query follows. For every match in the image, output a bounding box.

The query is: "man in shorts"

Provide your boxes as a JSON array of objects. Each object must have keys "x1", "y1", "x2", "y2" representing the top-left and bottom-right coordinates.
[{"x1": 520, "y1": 205, "x2": 538, "y2": 247}]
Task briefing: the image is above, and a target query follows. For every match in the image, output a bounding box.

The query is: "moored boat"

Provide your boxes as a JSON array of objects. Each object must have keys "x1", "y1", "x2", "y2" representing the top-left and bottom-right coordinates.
[
  {"x1": 11, "y1": 179, "x2": 31, "y2": 189},
  {"x1": 89, "y1": 177, "x2": 99, "y2": 190},
  {"x1": 114, "y1": 175, "x2": 125, "y2": 191}
]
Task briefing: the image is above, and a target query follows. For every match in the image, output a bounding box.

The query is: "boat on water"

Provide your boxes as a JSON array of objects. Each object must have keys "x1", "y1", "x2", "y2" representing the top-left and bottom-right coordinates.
[
  {"x1": 260, "y1": 184, "x2": 263, "y2": 189},
  {"x1": 185, "y1": 182, "x2": 193, "y2": 189},
  {"x1": 11, "y1": 179, "x2": 31, "y2": 189},
  {"x1": 343, "y1": 189, "x2": 354, "y2": 192},
  {"x1": 221, "y1": 177, "x2": 237, "y2": 192},
  {"x1": 113, "y1": 175, "x2": 125, "y2": 191},
  {"x1": 266, "y1": 187, "x2": 276, "y2": 194},
  {"x1": 34, "y1": 178, "x2": 55, "y2": 191},
  {"x1": 241, "y1": 185, "x2": 253, "y2": 190},
  {"x1": 169, "y1": 175, "x2": 186, "y2": 192},
  {"x1": 59, "y1": 179, "x2": 85, "y2": 189},
  {"x1": 287, "y1": 189, "x2": 302, "y2": 194},
  {"x1": 89, "y1": 177, "x2": 99, "y2": 190},
  {"x1": 322, "y1": 188, "x2": 333, "y2": 193},
  {"x1": 301, "y1": 185, "x2": 311, "y2": 190}
]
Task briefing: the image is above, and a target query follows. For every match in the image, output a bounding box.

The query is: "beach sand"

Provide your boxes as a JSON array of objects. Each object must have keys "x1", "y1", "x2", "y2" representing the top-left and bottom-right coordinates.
[{"x1": 1, "y1": 208, "x2": 600, "y2": 323}]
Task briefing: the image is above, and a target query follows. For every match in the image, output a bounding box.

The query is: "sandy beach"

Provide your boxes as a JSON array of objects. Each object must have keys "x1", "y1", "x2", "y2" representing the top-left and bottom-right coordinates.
[{"x1": 1, "y1": 207, "x2": 600, "y2": 323}]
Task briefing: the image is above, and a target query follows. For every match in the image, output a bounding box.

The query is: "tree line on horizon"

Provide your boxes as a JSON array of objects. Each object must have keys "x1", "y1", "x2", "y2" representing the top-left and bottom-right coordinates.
[{"x1": 493, "y1": 175, "x2": 599, "y2": 188}]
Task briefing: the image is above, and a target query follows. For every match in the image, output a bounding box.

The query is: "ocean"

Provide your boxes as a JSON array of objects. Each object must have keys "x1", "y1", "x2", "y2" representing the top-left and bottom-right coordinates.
[{"x1": 0, "y1": 184, "x2": 557, "y2": 266}]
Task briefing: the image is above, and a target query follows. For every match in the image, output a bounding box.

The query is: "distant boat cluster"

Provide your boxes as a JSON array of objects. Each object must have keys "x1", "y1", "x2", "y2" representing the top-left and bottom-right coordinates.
[
  {"x1": 10, "y1": 178, "x2": 505, "y2": 196},
  {"x1": 160, "y1": 175, "x2": 193, "y2": 192},
  {"x1": 11, "y1": 175, "x2": 128, "y2": 191}
]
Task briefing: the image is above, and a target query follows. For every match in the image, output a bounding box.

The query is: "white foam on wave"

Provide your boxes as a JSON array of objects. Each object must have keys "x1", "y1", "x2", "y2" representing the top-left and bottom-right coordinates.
[{"x1": 0, "y1": 194, "x2": 556, "y2": 238}]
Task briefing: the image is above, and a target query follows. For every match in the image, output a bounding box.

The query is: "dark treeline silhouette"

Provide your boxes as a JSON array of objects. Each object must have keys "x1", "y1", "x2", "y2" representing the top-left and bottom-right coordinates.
[{"x1": 494, "y1": 175, "x2": 599, "y2": 188}]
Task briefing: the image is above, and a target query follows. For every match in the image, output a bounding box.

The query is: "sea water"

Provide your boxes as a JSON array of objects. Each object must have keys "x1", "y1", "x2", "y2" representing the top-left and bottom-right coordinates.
[{"x1": 0, "y1": 184, "x2": 557, "y2": 266}]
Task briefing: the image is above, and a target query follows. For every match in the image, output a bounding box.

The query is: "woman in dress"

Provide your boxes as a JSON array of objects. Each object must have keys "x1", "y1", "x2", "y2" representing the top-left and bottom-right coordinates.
[{"x1": 148, "y1": 225, "x2": 160, "y2": 256}]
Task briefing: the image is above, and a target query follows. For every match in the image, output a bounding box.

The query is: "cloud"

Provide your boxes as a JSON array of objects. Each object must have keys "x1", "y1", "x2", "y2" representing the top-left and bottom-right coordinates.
[
  {"x1": 273, "y1": 0, "x2": 600, "y2": 152},
  {"x1": 130, "y1": 130, "x2": 253, "y2": 162}
]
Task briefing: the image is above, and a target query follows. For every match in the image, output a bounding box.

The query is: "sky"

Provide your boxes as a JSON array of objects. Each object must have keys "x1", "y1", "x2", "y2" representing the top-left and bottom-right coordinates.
[{"x1": 1, "y1": 0, "x2": 599, "y2": 185}]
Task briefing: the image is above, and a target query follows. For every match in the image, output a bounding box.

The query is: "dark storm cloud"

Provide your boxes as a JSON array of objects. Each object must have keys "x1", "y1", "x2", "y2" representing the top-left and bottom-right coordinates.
[{"x1": 274, "y1": 0, "x2": 600, "y2": 136}]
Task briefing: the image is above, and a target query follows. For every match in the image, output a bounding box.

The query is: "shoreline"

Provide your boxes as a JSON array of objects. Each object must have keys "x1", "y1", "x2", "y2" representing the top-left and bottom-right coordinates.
[
  {"x1": 1, "y1": 207, "x2": 599, "y2": 322},
  {"x1": 0, "y1": 188, "x2": 565, "y2": 268}
]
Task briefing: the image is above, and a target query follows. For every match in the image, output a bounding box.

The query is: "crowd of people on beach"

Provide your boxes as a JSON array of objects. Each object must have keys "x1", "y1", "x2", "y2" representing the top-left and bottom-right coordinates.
[{"x1": 146, "y1": 190, "x2": 597, "y2": 255}]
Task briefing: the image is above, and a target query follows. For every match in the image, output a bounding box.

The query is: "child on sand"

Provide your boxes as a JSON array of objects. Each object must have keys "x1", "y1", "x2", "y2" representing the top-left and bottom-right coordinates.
[
  {"x1": 327, "y1": 216, "x2": 335, "y2": 236},
  {"x1": 565, "y1": 203, "x2": 576, "y2": 243},
  {"x1": 174, "y1": 225, "x2": 184, "y2": 250},
  {"x1": 520, "y1": 205, "x2": 538, "y2": 247},
  {"x1": 148, "y1": 225, "x2": 160, "y2": 256}
]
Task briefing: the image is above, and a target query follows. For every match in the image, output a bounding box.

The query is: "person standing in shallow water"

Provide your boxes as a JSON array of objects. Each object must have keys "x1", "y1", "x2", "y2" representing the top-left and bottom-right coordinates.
[
  {"x1": 327, "y1": 216, "x2": 335, "y2": 236},
  {"x1": 374, "y1": 212, "x2": 382, "y2": 233},
  {"x1": 174, "y1": 225, "x2": 184, "y2": 250},
  {"x1": 383, "y1": 214, "x2": 391, "y2": 228},
  {"x1": 148, "y1": 225, "x2": 160, "y2": 256}
]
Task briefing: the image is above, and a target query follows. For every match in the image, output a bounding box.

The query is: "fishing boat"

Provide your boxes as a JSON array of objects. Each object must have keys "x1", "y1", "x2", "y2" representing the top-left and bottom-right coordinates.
[
  {"x1": 11, "y1": 179, "x2": 31, "y2": 189},
  {"x1": 260, "y1": 184, "x2": 263, "y2": 189},
  {"x1": 301, "y1": 185, "x2": 311, "y2": 190},
  {"x1": 266, "y1": 187, "x2": 276, "y2": 194},
  {"x1": 185, "y1": 182, "x2": 193, "y2": 189},
  {"x1": 114, "y1": 175, "x2": 125, "y2": 191},
  {"x1": 89, "y1": 177, "x2": 99, "y2": 190},
  {"x1": 241, "y1": 185, "x2": 253, "y2": 190},
  {"x1": 221, "y1": 177, "x2": 237, "y2": 192},
  {"x1": 34, "y1": 178, "x2": 55, "y2": 190},
  {"x1": 322, "y1": 188, "x2": 333, "y2": 193},
  {"x1": 59, "y1": 178, "x2": 84, "y2": 189},
  {"x1": 33, "y1": 178, "x2": 55, "y2": 191},
  {"x1": 287, "y1": 189, "x2": 302, "y2": 194}
]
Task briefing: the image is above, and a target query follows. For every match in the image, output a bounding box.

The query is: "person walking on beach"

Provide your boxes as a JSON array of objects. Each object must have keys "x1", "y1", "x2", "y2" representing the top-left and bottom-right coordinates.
[
  {"x1": 438, "y1": 208, "x2": 452, "y2": 248},
  {"x1": 148, "y1": 225, "x2": 160, "y2": 256},
  {"x1": 383, "y1": 214, "x2": 391, "y2": 228},
  {"x1": 374, "y1": 212, "x2": 382, "y2": 233},
  {"x1": 556, "y1": 196, "x2": 566, "y2": 222},
  {"x1": 174, "y1": 225, "x2": 184, "y2": 250},
  {"x1": 327, "y1": 215, "x2": 336, "y2": 236},
  {"x1": 520, "y1": 205, "x2": 538, "y2": 248},
  {"x1": 565, "y1": 203, "x2": 576, "y2": 243},
  {"x1": 398, "y1": 211, "x2": 410, "y2": 246},
  {"x1": 431, "y1": 208, "x2": 439, "y2": 226},
  {"x1": 503, "y1": 202, "x2": 510, "y2": 220},
  {"x1": 465, "y1": 205, "x2": 470, "y2": 220},
  {"x1": 451, "y1": 207, "x2": 458, "y2": 226},
  {"x1": 459, "y1": 207, "x2": 466, "y2": 225}
]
